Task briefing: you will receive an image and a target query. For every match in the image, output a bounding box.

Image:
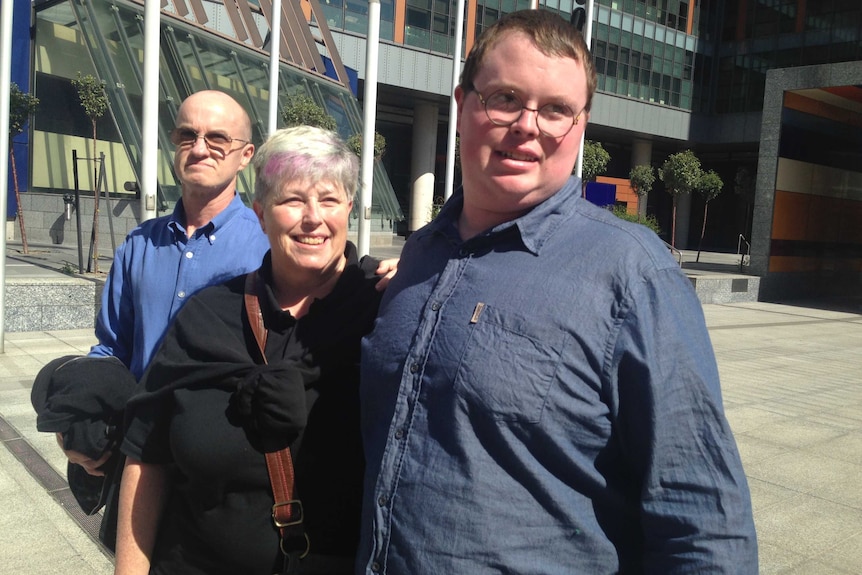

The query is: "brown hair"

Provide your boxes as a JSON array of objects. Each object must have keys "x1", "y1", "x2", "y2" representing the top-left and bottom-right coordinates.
[{"x1": 459, "y1": 9, "x2": 597, "y2": 112}]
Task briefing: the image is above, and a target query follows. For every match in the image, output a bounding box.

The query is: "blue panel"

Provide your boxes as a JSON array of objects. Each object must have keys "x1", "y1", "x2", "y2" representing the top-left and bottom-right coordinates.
[
  {"x1": 8, "y1": 0, "x2": 32, "y2": 218},
  {"x1": 585, "y1": 182, "x2": 617, "y2": 208},
  {"x1": 322, "y1": 56, "x2": 359, "y2": 96}
]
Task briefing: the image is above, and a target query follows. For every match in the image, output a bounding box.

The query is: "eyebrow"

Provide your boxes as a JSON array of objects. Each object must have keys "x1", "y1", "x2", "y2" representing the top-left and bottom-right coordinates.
[{"x1": 482, "y1": 85, "x2": 578, "y2": 106}]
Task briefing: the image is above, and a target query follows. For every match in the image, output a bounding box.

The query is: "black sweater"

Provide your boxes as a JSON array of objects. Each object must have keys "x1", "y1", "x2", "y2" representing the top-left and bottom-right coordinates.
[{"x1": 122, "y1": 245, "x2": 381, "y2": 575}]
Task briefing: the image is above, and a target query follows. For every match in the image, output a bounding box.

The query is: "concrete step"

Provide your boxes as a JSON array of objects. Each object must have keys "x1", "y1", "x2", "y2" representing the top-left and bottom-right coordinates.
[
  {"x1": 5, "y1": 275, "x2": 99, "y2": 332},
  {"x1": 687, "y1": 273, "x2": 760, "y2": 304}
]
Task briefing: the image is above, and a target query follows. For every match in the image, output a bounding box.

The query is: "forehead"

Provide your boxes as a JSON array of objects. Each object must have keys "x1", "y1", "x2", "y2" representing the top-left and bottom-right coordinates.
[
  {"x1": 476, "y1": 32, "x2": 586, "y2": 101},
  {"x1": 272, "y1": 178, "x2": 348, "y2": 198},
  {"x1": 176, "y1": 96, "x2": 242, "y2": 130}
]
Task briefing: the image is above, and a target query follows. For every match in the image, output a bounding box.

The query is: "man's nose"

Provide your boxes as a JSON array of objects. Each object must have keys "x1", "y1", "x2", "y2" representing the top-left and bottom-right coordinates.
[
  {"x1": 189, "y1": 134, "x2": 210, "y2": 154},
  {"x1": 511, "y1": 107, "x2": 541, "y2": 135}
]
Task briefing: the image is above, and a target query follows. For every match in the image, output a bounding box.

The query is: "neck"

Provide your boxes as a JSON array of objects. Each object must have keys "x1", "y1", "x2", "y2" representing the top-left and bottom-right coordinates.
[
  {"x1": 181, "y1": 187, "x2": 235, "y2": 237},
  {"x1": 458, "y1": 205, "x2": 524, "y2": 241},
  {"x1": 270, "y1": 260, "x2": 345, "y2": 318}
]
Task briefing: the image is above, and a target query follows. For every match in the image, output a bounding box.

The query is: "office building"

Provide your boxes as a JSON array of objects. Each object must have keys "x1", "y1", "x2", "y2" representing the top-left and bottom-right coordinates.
[{"x1": 9, "y1": 0, "x2": 862, "y2": 300}]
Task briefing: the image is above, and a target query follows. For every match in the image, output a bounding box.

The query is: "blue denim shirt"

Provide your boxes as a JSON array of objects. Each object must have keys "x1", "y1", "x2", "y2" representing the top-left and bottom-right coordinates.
[
  {"x1": 359, "y1": 177, "x2": 757, "y2": 574},
  {"x1": 89, "y1": 193, "x2": 269, "y2": 378}
]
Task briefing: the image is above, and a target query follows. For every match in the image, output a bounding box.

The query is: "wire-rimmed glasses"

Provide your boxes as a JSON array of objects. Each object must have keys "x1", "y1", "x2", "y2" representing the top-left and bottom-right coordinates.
[
  {"x1": 169, "y1": 128, "x2": 251, "y2": 156},
  {"x1": 474, "y1": 89, "x2": 580, "y2": 138}
]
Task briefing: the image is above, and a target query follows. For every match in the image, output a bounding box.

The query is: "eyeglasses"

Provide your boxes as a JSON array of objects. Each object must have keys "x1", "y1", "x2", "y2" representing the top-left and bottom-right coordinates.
[
  {"x1": 474, "y1": 89, "x2": 580, "y2": 138},
  {"x1": 169, "y1": 128, "x2": 250, "y2": 156}
]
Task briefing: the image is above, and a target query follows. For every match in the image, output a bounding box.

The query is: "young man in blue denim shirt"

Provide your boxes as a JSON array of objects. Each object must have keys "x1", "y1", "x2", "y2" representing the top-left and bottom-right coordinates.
[{"x1": 359, "y1": 10, "x2": 757, "y2": 574}]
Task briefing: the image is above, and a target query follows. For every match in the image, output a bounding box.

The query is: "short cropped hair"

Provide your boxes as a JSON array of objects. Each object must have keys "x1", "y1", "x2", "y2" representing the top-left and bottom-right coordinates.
[
  {"x1": 459, "y1": 9, "x2": 598, "y2": 112},
  {"x1": 253, "y1": 125, "x2": 359, "y2": 205}
]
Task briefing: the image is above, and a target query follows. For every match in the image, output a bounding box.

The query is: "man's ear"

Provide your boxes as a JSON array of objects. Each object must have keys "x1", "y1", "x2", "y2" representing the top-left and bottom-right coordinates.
[
  {"x1": 239, "y1": 143, "x2": 255, "y2": 169},
  {"x1": 454, "y1": 86, "x2": 465, "y2": 134}
]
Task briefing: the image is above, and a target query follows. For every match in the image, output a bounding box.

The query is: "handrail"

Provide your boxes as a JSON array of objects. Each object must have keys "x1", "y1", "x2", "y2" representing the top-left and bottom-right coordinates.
[
  {"x1": 663, "y1": 240, "x2": 683, "y2": 266},
  {"x1": 737, "y1": 234, "x2": 751, "y2": 272}
]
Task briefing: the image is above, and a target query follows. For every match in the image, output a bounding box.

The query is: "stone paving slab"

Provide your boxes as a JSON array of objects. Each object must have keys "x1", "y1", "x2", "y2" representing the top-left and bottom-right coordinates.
[{"x1": 1, "y1": 303, "x2": 861, "y2": 574}]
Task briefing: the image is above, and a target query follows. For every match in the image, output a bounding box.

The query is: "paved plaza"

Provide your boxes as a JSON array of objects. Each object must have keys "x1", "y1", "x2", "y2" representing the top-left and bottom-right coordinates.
[{"x1": 1, "y1": 258, "x2": 861, "y2": 573}]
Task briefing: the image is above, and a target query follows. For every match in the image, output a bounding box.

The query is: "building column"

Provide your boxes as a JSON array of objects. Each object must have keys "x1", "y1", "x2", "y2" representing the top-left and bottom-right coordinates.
[
  {"x1": 409, "y1": 103, "x2": 439, "y2": 233},
  {"x1": 631, "y1": 138, "x2": 652, "y2": 219},
  {"x1": 675, "y1": 191, "x2": 692, "y2": 250}
]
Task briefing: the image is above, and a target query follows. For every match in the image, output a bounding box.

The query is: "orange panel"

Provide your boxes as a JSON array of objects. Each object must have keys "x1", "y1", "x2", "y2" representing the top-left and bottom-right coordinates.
[
  {"x1": 394, "y1": 0, "x2": 405, "y2": 44},
  {"x1": 596, "y1": 176, "x2": 639, "y2": 215},
  {"x1": 838, "y1": 203, "x2": 862, "y2": 244},
  {"x1": 686, "y1": 0, "x2": 695, "y2": 36},
  {"x1": 772, "y1": 190, "x2": 810, "y2": 240},
  {"x1": 805, "y1": 196, "x2": 837, "y2": 243},
  {"x1": 465, "y1": 0, "x2": 478, "y2": 56},
  {"x1": 768, "y1": 256, "x2": 819, "y2": 273},
  {"x1": 784, "y1": 91, "x2": 862, "y2": 128},
  {"x1": 823, "y1": 85, "x2": 862, "y2": 103}
]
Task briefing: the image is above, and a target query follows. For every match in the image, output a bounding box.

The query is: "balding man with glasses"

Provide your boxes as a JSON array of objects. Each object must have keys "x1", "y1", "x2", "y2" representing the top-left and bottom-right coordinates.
[
  {"x1": 358, "y1": 10, "x2": 757, "y2": 574},
  {"x1": 58, "y1": 90, "x2": 270, "y2": 549},
  {"x1": 90, "y1": 89, "x2": 268, "y2": 386}
]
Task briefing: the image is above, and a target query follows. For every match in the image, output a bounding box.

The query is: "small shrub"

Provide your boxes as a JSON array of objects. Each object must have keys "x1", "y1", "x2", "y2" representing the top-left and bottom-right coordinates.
[
  {"x1": 611, "y1": 205, "x2": 661, "y2": 236},
  {"x1": 429, "y1": 196, "x2": 445, "y2": 220}
]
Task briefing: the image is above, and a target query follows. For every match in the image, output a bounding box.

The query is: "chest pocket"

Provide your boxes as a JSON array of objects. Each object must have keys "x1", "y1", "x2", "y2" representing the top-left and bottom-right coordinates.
[{"x1": 453, "y1": 303, "x2": 565, "y2": 424}]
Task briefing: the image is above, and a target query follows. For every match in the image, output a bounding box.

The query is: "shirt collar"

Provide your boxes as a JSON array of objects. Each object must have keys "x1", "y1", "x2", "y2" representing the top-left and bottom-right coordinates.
[
  {"x1": 167, "y1": 192, "x2": 246, "y2": 242},
  {"x1": 258, "y1": 242, "x2": 364, "y2": 329},
  {"x1": 422, "y1": 176, "x2": 583, "y2": 255}
]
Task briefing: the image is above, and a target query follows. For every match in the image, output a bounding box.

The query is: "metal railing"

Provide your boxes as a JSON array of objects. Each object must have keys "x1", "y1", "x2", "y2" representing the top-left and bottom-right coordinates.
[
  {"x1": 737, "y1": 234, "x2": 751, "y2": 272},
  {"x1": 663, "y1": 240, "x2": 683, "y2": 266}
]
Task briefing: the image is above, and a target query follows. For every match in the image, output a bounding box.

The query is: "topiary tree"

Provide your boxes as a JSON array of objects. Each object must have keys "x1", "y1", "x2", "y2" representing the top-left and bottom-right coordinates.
[
  {"x1": 71, "y1": 72, "x2": 109, "y2": 273},
  {"x1": 695, "y1": 169, "x2": 723, "y2": 262},
  {"x1": 629, "y1": 164, "x2": 655, "y2": 222},
  {"x1": 659, "y1": 149, "x2": 702, "y2": 248},
  {"x1": 347, "y1": 131, "x2": 387, "y2": 161},
  {"x1": 578, "y1": 140, "x2": 611, "y2": 188},
  {"x1": 9, "y1": 83, "x2": 40, "y2": 254},
  {"x1": 280, "y1": 93, "x2": 337, "y2": 131}
]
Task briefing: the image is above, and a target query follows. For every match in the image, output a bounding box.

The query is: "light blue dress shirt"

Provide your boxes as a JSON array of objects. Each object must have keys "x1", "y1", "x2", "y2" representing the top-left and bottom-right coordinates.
[
  {"x1": 359, "y1": 177, "x2": 757, "y2": 574},
  {"x1": 89, "y1": 193, "x2": 269, "y2": 379}
]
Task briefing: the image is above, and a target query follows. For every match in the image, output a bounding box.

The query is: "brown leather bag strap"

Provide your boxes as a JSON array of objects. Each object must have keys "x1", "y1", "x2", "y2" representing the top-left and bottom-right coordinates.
[{"x1": 243, "y1": 272, "x2": 309, "y2": 558}]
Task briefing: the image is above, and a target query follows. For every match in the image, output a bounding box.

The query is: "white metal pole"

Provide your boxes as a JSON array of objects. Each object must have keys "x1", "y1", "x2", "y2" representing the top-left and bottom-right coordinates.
[
  {"x1": 141, "y1": 2, "x2": 160, "y2": 221},
  {"x1": 443, "y1": 0, "x2": 465, "y2": 200},
  {"x1": 268, "y1": 0, "x2": 282, "y2": 136},
  {"x1": 358, "y1": 0, "x2": 380, "y2": 257},
  {"x1": 574, "y1": 0, "x2": 594, "y2": 184},
  {"x1": 0, "y1": 0, "x2": 15, "y2": 352}
]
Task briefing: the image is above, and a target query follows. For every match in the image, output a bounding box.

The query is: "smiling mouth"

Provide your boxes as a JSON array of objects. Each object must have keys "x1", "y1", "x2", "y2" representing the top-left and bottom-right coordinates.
[
  {"x1": 499, "y1": 151, "x2": 537, "y2": 162},
  {"x1": 295, "y1": 236, "x2": 327, "y2": 245}
]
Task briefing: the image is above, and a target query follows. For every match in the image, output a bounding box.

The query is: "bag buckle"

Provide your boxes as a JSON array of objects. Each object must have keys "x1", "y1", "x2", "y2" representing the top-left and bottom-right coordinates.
[{"x1": 272, "y1": 499, "x2": 304, "y2": 528}]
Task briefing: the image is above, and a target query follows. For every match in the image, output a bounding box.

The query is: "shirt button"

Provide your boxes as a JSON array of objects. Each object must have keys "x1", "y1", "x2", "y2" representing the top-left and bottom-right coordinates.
[
  {"x1": 409, "y1": 363, "x2": 419, "y2": 374},
  {"x1": 371, "y1": 562, "x2": 381, "y2": 573},
  {"x1": 177, "y1": 291, "x2": 186, "y2": 299},
  {"x1": 394, "y1": 428, "x2": 404, "y2": 440},
  {"x1": 431, "y1": 302, "x2": 441, "y2": 311},
  {"x1": 377, "y1": 495, "x2": 387, "y2": 507},
  {"x1": 210, "y1": 234, "x2": 216, "y2": 241},
  {"x1": 185, "y1": 251, "x2": 193, "y2": 259}
]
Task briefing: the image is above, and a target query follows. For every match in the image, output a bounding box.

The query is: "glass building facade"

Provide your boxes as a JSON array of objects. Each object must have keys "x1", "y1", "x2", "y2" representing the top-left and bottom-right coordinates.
[{"x1": 29, "y1": 0, "x2": 403, "y2": 227}]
